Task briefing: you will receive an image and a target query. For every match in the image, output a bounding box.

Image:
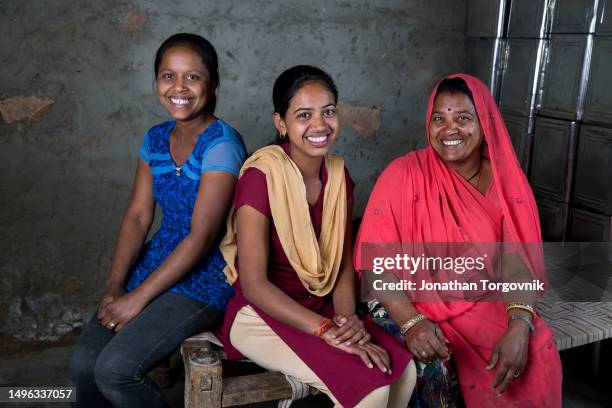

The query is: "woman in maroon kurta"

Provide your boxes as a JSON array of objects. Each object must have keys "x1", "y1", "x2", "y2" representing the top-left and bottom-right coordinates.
[{"x1": 218, "y1": 65, "x2": 415, "y2": 407}]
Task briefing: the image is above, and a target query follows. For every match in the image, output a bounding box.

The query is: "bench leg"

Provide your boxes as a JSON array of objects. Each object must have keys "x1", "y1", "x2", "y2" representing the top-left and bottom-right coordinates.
[
  {"x1": 156, "y1": 358, "x2": 173, "y2": 389},
  {"x1": 591, "y1": 341, "x2": 601, "y2": 377},
  {"x1": 181, "y1": 340, "x2": 222, "y2": 408}
]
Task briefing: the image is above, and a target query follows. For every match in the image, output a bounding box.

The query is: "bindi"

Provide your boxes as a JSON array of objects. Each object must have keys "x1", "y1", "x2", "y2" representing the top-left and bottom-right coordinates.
[{"x1": 447, "y1": 107, "x2": 452, "y2": 111}]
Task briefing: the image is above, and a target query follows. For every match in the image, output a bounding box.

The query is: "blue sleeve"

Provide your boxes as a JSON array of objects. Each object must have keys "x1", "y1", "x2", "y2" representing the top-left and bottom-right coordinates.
[
  {"x1": 201, "y1": 140, "x2": 246, "y2": 177},
  {"x1": 138, "y1": 130, "x2": 152, "y2": 164}
]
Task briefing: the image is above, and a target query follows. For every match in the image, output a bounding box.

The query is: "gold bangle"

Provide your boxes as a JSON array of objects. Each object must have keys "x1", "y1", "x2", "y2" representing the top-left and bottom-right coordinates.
[
  {"x1": 505, "y1": 302, "x2": 536, "y2": 320},
  {"x1": 399, "y1": 314, "x2": 427, "y2": 335}
]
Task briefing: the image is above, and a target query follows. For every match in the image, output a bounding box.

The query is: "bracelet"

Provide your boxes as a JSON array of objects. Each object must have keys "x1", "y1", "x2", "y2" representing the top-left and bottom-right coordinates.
[
  {"x1": 313, "y1": 318, "x2": 335, "y2": 337},
  {"x1": 399, "y1": 314, "x2": 427, "y2": 335},
  {"x1": 508, "y1": 315, "x2": 534, "y2": 334},
  {"x1": 505, "y1": 302, "x2": 536, "y2": 320}
]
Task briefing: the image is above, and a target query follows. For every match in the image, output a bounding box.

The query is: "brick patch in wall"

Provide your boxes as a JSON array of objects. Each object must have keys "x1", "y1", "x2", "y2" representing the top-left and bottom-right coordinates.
[
  {"x1": 338, "y1": 102, "x2": 380, "y2": 139},
  {"x1": 0, "y1": 95, "x2": 54, "y2": 124},
  {"x1": 121, "y1": 4, "x2": 148, "y2": 32}
]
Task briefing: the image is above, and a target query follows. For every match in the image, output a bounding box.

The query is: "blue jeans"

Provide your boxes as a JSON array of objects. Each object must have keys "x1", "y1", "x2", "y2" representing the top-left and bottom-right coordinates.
[{"x1": 69, "y1": 292, "x2": 224, "y2": 407}]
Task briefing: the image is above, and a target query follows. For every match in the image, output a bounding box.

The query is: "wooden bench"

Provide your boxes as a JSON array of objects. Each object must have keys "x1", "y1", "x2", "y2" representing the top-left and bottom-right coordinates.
[
  {"x1": 180, "y1": 332, "x2": 317, "y2": 407},
  {"x1": 176, "y1": 299, "x2": 612, "y2": 407}
]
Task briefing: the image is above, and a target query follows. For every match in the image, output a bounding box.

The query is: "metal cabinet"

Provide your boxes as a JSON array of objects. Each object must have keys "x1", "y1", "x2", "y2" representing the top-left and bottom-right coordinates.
[
  {"x1": 537, "y1": 198, "x2": 569, "y2": 241},
  {"x1": 552, "y1": 0, "x2": 599, "y2": 33},
  {"x1": 530, "y1": 118, "x2": 578, "y2": 203},
  {"x1": 573, "y1": 125, "x2": 612, "y2": 215},
  {"x1": 596, "y1": 0, "x2": 612, "y2": 35},
  {"x1": 540, "y1": 35, "x2": 593, "y2": 121},
  {"x1": 503, "y1": 113, "x2": 534, "y2": 172},
  {"x1": 508, "y1": 0, "x2": 554, "y2": 38},
  {"x1": 499, "y1": 39, "x2": 547, "y2": 117},
  {"x1": 465, "y1": 0, "x2": 507, "y2": 38},
  {"x1": 583, "y1": 37, "x2": 612, "y2": 126},
  {"x1": 569, "y1": 208, "x2": 612, "y2": 241},
  {"x1": 465, "y1": 0, "x2": 612, "y2": 244},
  {"x1": 465, "y1": 38, "x2": 506, "y2": 100}
]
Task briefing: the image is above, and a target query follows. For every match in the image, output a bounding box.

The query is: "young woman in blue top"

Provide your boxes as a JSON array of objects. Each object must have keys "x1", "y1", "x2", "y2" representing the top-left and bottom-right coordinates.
[{"x1": 69, "y1": 33, "x2": 247, "y2": 407}]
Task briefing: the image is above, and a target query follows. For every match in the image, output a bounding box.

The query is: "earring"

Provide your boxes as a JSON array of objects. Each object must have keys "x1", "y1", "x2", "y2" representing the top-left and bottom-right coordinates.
[{"x1": 280, "y1": 132, "x2": 286, "y2": 139}]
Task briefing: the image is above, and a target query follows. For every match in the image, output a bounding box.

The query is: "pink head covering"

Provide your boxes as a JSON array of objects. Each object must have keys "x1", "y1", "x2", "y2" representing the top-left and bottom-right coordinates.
[
  {"x1": 426, "y1": 74, "x2": 542, "y2": 245},
  {"x1": 355, "y1": 73, "x2": 545, "y2": 318}
]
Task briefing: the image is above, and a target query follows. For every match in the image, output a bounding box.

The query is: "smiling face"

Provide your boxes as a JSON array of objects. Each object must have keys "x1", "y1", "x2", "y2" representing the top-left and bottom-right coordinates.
[
  {"x1": 429, "y1": 91, "x2": 483, "y2": 168},
  {"x1": 155, "y1": 45, "x2": 213, "y2": 122},
  {"x1": 274, "y1": 80, "x2": 339, "y2": 161}
]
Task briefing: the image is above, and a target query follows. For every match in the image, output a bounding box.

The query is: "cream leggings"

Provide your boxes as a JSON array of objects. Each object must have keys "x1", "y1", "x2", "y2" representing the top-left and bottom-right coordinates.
[{"x1": 230, "y1": 305, "x2": 417, "y2": 408}]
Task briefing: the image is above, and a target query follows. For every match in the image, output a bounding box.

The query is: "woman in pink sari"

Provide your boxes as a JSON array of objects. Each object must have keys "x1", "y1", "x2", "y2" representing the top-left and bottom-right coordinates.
[{"x1": 354, "y1": 74, "x2": 562, "y2": 407}]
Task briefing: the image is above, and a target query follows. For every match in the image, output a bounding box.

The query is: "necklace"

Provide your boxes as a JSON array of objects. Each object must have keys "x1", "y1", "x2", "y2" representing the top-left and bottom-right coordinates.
[
  {"x1": 466, "y1": 159, "x2": 482, "y2": 187},
  {"x1": 466, "y1": 166, "x2": 480, "y2": 182},
  {"x1": 174, "y1": 164, "x2": 183, "y2": 176},
  {"x1": 170, "y1": 128, "x2": 185, "y2": 177}
]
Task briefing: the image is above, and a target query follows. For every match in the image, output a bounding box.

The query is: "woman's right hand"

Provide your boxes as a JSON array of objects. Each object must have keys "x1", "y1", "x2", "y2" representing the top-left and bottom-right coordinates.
[
  {"x1": 404, "y1": 319, "x2": 450, "y2": 362},
  {"x1": 331, "y1": 314, "x2": 370, "y2": 346},
  {"x1": 97, "y1": 285, "x2": 125, "y2": 322}
]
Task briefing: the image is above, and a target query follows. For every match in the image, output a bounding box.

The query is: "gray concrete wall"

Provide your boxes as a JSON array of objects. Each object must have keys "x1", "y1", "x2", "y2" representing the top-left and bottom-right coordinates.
[{"x1": 0, "y1": 0, "x2": 466, "y2": 341}]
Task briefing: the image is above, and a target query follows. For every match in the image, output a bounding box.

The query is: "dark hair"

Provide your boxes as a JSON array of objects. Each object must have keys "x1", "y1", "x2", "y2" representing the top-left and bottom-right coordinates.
[
  {"x1": 435, "y1": 77, "x2": 474, "y2": 104},
  {"x1": 154, "y1": 33, "x2": 219, "y2": 114},
  {"x1": 270, "y1": 65, "x2": 338, "y2": 145},
  {"x1": 272, "y1": 65, "x2": 338, "y2": 118}
]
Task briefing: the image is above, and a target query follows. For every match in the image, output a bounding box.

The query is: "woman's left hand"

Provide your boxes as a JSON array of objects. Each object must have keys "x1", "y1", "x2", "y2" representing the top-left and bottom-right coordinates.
[
  {"x1": 99, "y1": 292, "x2": 148, "y2": 332},
  {"x1": 332, "y1": 314, "x2": 370, "y2": 346},
  {"x1": 331, "y1": 339, "x2": 391, "y2": 373},
  {"x1": 486, "y1": 320, "x2": 530, "y2": 395}
]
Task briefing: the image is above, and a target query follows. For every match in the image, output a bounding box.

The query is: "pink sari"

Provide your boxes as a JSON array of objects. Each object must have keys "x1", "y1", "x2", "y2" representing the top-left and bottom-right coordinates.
[{"x1": 355, "y1": 74, "x2": 562, "y2": 407}]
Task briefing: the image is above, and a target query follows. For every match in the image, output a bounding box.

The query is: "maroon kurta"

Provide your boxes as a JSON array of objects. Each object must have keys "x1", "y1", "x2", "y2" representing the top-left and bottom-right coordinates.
[{"x1": 218, "y1": 158, "x2": 412, "y2": 407}]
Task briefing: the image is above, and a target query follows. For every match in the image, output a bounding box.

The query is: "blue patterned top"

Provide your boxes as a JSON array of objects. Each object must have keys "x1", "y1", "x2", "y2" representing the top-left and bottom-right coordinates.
[{"x1": 126, "y1": 119, "x2": 247, "y2": 311}]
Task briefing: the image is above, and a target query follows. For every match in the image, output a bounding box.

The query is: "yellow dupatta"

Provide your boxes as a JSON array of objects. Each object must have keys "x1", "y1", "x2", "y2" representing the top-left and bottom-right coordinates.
[{"x1": 220, "y1": 145, "x2": 346, "y2": 296}]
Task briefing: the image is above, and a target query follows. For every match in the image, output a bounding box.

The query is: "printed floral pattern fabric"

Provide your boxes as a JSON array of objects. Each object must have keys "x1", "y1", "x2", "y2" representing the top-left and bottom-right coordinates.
[
  {"x1": 366, "y1": 300, "x2": 463, "y2": 408},
  {"x1": 126, "y1": 120, "x2": 247, "y2": 310}
]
